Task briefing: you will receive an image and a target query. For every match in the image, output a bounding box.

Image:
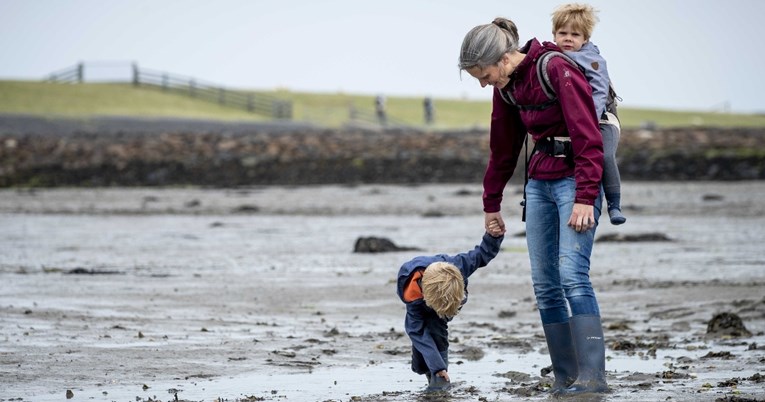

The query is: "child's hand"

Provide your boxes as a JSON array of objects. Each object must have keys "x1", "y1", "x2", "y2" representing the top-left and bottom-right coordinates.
[
  {"x1": 436, "y1": 370, "x2": 450, "y2": 382},
  {"x1": 487, "y1": 218, "x2": 504, "y2": 237}
]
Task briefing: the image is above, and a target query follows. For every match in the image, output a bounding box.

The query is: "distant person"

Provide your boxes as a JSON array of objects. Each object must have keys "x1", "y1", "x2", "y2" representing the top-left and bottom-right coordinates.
[
  {"x1": 396, "y1": 223, "x2": 504, "y2": 392},
  {"x1": 375, "y1": 95, "x2": 387, "y2": 125},
  {"x1": 459, "y1": 16, "x2": 609, "y2": 396},
  {"x1": 552, "y1": 3, "x2": 626, "y2": 225},
  {"x1": 423, "y1": 97, "x2": 434, "y2": 124}
]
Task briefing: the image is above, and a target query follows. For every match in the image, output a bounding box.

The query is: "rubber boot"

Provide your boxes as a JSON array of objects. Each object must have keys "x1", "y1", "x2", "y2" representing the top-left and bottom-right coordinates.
[
  {"x1": 542, "y1": 321, "x2": 578, "y2": 395},
  {"x1": 564, "y1": 314, "x2": 609, "y2": 395},
  {"x1": 425, "y1": 350, "x2": 451, "y2": 392}
]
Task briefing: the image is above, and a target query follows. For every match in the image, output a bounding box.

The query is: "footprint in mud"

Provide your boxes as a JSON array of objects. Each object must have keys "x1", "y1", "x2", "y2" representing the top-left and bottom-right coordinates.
[
  {"x1": 454, "y1": 346, "x2": 484, "y2": 361},
  {"x1": 648, "y1": 306, "x2": 694, "y2": 320}
]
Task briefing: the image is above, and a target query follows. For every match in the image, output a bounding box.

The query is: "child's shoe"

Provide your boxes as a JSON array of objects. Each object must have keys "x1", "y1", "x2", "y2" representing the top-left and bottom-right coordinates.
[
  {"x1": 608, "y1": 207, "x2": 626, "y2": 225},
  {"x1": 606, "y1": 195, "x2": 626, "y2": 225},
  {"x1": 425, "y1": 374, "x2": 451, "y2": 392}
]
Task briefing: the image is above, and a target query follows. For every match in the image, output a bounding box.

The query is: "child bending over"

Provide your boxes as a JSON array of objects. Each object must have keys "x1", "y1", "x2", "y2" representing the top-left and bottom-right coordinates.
[{"x1": 396, "y1": 222, "x2": 503, "y2": 392}]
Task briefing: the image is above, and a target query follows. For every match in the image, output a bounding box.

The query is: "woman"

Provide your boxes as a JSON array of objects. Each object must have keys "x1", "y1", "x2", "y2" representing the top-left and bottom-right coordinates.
[{"x1": 459, "y1": 18, "x2": 608, "y2": 395}]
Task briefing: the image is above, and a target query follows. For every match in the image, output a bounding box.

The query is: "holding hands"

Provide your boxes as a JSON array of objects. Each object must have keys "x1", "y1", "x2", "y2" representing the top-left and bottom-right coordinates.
[{"x1": 485, "y1": 212, "x2": 506, "y2": 237}]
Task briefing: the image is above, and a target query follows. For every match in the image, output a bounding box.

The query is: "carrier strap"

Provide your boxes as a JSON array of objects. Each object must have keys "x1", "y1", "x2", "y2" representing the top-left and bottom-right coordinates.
[{"x1": 499, "y1": 50, "x2": 581, "y2": 111}]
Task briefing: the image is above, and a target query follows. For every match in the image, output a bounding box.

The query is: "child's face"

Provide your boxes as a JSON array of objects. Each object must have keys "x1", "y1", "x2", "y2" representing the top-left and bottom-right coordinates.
[{"x1": 554, "y1": 22, "x2": 587, "y2": 52}]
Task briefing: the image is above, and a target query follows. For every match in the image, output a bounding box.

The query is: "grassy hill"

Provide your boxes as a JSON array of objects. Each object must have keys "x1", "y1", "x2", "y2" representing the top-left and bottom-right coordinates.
[{"x1": 2, "y1": 80, "x2": 764, "y2": 129}]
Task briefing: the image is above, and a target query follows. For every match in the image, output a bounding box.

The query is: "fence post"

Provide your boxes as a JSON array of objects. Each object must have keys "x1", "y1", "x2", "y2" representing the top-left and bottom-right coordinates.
[
  {"x1": 77, "y1": 62, "x2": 84, "y2": 83},
  {"x1": 247, "y1": 94, "x2": 254, "y2": 112},
  {"x1": 423, "y1": 97, "x2": 434, "y2": 125},
  {"x1": 189, "y1": 79, "x2": 196, "y2": 97},
  {"x1": 375, "y1": 95, "x2": 387, "y2": 126},
  {"x1": 219, "y1": 88, "x2": 226, "y2": 105},
  {"x1": 272, "y1": 100, "x2": 280, "y2": 119},
  {"x1": 132, "y1": 63, "x2": 139, "y2": 87},
  {"x1": 162, "y1": 73, "x2": 168, "y2": 91}
]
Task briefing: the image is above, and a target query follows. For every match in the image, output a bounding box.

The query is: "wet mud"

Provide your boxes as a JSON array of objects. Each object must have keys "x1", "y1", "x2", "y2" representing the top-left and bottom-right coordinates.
[{"x1": 1, "y1": 181, "x2": 764, "y2": 401}]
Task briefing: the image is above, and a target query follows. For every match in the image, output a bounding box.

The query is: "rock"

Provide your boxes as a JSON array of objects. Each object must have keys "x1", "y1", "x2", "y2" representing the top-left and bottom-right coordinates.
[
  {"x1": 702, "y1": 194, "x2": 724, "y2": 201},
  {"x1": 706, "y1": 312, "x2": 752, "y2": 338},
  {"x1": 232, "y1": 204, "x2": 260, "y2": 213},
  {"x1": 597, "y1": 232, "x2": 673, "y2": 242},
  {"x1": 494, "y1": 370, "x2": 532, "y2": 382},
  {"x1": 66, "y1": 268, "x2": 122, "y2": 275},
  {"x1": 353, "y1": 237, "x2": 419, "y2": 253}
]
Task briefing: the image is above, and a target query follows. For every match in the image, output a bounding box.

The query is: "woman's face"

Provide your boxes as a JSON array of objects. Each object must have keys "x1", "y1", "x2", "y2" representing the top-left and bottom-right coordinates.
[{"x1": 466, "y1": 55, "x2": 512, "y2": 89}]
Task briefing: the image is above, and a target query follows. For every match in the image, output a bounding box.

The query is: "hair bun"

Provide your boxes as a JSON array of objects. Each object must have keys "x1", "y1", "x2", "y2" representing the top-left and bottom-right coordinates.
[{"x1": 491, "y1": 18, "x2": 519, "y2": 44}]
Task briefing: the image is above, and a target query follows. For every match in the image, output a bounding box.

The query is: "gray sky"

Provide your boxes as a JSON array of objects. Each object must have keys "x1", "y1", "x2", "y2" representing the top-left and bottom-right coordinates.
[{"x1": 1, "y1": 0, "x2": 763, "y2": 113}]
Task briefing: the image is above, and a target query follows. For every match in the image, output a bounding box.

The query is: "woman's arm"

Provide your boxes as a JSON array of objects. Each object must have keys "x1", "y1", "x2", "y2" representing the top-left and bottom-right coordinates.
[
  {"x1": 482, "y1": 89, "x2": 527, "y2": 213},
  {"x1": 545, "y1": 57, "x2": 604, "y2": 207},
  {"x1": 546, "y1": 56, "x2": 603, "y2": 232}
]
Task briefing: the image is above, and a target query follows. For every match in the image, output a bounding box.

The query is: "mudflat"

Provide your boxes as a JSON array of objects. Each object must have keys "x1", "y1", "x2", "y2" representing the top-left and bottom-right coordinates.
[{"x1": 1, "y1": 181, "x2": 763, "y2": 401}]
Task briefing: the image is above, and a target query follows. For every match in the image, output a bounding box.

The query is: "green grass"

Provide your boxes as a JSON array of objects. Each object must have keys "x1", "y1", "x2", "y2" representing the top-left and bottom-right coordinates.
[
  {"x1": 0, "y1": 81, "x2": 269, "y2": 122},
  {"x1": 271, "y1": 89, "x2": 491, "y2": 129},
  {"x1": 617, "y1": 107, "x2": 765, "y2": 129},
  {"x1": 2, "y1": 80, "x2": 764, "y2": 129}
]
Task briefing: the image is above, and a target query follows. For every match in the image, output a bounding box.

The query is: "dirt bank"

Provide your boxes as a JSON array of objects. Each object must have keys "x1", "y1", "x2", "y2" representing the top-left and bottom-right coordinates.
[{"x1": 2, "y1": 114, "x2": 765, "y2": 187}]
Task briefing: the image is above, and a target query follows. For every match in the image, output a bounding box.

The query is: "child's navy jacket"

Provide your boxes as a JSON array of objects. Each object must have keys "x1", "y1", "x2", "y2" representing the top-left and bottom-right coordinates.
[{"x1": 396, "y1": 232, "x2": 503, "y2": 375}]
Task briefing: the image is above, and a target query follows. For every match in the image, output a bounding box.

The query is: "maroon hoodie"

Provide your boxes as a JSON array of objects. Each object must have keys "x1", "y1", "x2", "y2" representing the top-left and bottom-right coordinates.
[{"x1": 483, "y1": 38, "x2": 604, "y2": 212}]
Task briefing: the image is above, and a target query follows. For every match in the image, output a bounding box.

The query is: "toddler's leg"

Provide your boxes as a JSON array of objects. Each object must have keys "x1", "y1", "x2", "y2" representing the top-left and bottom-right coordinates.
[
  {"x1": 424, "y1": 319, "x2": 451, "y2": 392},
  {"x1": 411, "y1": 347, "x2": 428, "y2": 376},
  {"x1": 600, "y1": 122, "x2": 626, "y2": 225}
]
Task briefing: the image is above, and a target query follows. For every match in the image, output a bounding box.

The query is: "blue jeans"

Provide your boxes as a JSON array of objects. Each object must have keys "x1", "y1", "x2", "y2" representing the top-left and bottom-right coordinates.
[{"x1": 525, "y1": 177, "x2": 603, "y2": 325}]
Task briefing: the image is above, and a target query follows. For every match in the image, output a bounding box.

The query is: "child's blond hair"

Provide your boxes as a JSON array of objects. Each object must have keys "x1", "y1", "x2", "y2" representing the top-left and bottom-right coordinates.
[
  {"x1": 421, "y1": 262, "x2": 465, "y2": 319},
  {"x1": 551, "y1": 3, "x2": 599, "y2": 41}
]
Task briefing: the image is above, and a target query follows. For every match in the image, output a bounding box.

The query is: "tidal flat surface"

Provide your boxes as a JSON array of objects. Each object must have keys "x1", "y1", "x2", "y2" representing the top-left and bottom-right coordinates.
[{"x1": 1, "y1": 181, "x2": 764, "y2": 401}]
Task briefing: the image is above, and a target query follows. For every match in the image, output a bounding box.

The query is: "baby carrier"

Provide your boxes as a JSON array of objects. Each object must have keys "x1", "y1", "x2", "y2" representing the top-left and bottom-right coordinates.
[
  {"x1": 499, "y1": 50, "x2": 619, "y2": 221},
  {"x1": 499, "y1": 50, "x2": 619, "y2": 118}
]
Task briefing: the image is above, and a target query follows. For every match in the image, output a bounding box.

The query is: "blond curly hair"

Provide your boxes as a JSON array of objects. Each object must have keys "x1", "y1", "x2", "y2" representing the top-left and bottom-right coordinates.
[
  {"x1": 551, "y1": 3, "x2": 599, "y2": 41},
  {"x1": 421, "y1": 262, "x2": 465, "y2": 319}
]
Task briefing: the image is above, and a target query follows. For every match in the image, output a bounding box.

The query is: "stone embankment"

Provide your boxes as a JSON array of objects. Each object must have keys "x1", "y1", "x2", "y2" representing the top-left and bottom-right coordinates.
[{"x1": 1, "y1": 114, "x2": 764, "y2": 187}]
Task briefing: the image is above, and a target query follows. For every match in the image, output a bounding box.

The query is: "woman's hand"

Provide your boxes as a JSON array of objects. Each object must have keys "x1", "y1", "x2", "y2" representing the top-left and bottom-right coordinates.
[
  {"x1": 487, "y1": 219, "x2": 503, "y2": 237},
  {"x1": 485, "y1": 212, "x2": 506, "y2": 236},
  {"x1": 568, "y1": 202, "x2": 595, "y2": 233}
]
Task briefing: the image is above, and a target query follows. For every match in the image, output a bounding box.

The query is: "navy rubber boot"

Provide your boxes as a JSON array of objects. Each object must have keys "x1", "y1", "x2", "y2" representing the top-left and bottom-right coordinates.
[
  {"x1": 543, "y1": 321, "x2": 578, "y2": 395},
  {"x1": 425, "y1": 350, "x2": 451, "y2": 392},
  {"x1": 564, "y1": 314, "x2": 609, "y2": 395},
  {"x1": 426, "y1": 374, "x2": 451, "y2": 392}
]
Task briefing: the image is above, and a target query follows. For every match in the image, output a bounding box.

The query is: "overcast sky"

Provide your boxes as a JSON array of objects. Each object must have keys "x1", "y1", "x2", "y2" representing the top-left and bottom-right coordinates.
[{"x1": 1, "y1": 0, "x2": 763, "y2": 113}]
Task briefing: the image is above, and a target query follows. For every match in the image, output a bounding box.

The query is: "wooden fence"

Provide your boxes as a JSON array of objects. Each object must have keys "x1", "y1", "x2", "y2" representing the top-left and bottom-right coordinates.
[
  {"x1": 46, "y1": 62, "x2": 292, "y2": 119},
  {"x1": 348, "y1": 105, "x2": 409, "y2": 127},
  {"x1": 46, "y1": 64, "x2": 83, "y2": 84}
]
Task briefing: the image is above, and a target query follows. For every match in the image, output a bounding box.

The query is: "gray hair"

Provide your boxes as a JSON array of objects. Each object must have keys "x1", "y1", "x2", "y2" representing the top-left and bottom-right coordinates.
[{"x1": 458, "y1": 18, "x2": 520, "y2": 70}]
